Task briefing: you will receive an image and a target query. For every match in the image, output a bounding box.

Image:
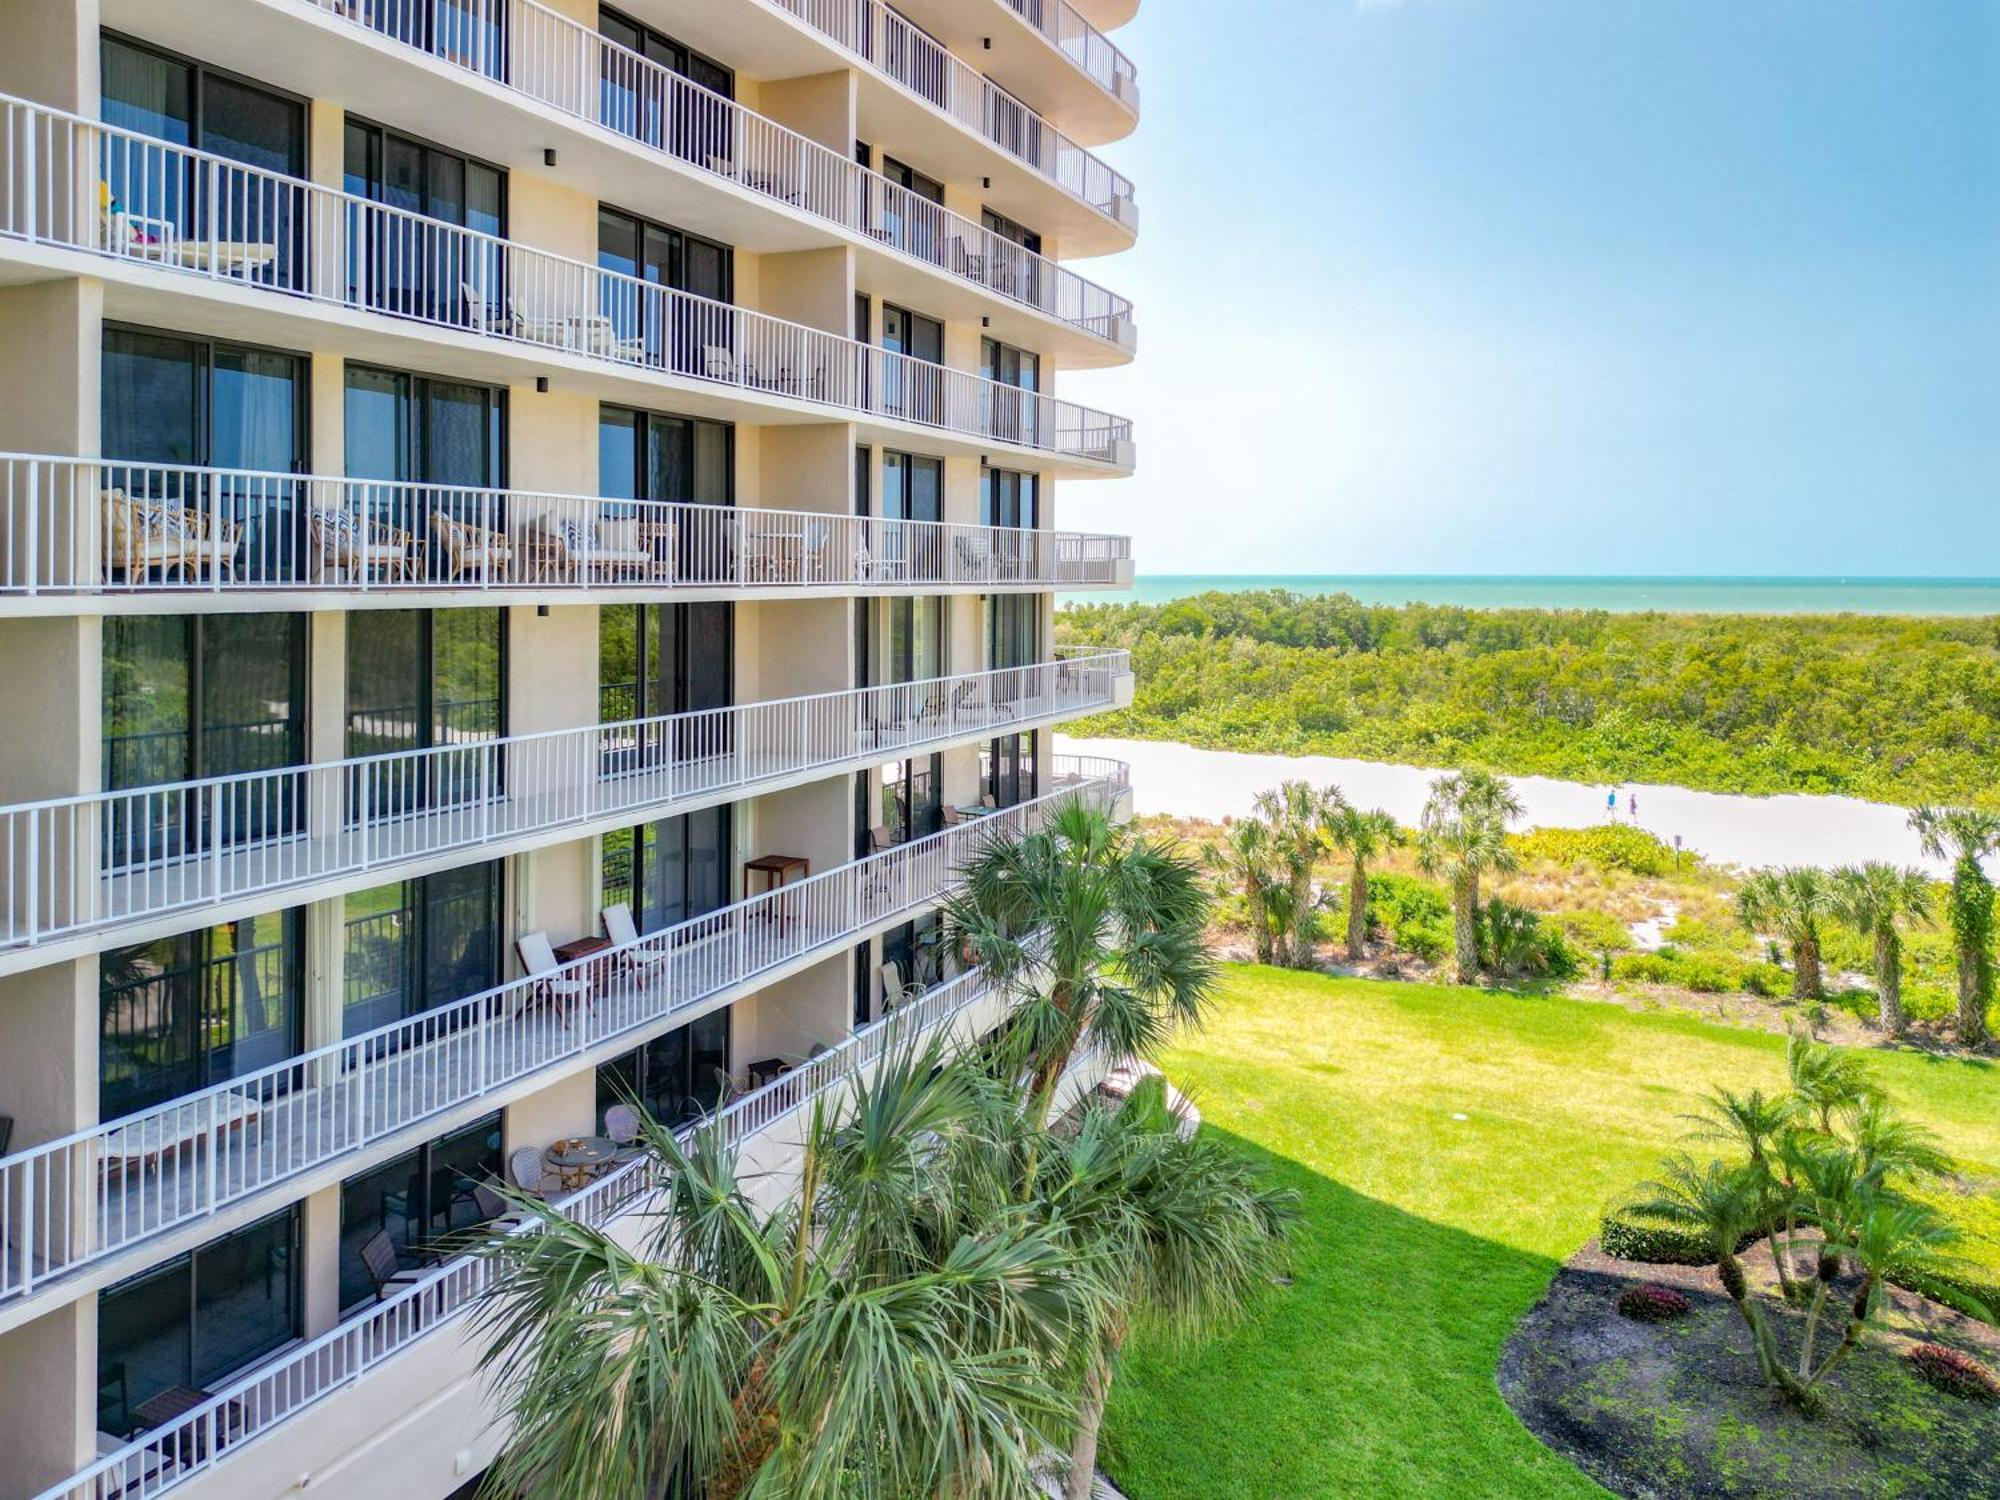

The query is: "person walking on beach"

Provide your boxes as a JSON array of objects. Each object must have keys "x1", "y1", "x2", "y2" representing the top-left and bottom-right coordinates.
[
  {"x1": 1607, "y1": 788, "x2": 1618, "y2": 819},
  {"x1": 1628, "y1": 792, "x2": 1638, "y2": 819}
]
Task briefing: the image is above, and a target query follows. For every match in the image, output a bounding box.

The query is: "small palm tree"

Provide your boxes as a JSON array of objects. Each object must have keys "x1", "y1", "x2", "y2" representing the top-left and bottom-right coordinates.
[
  {"x1": 1416, "y1": 769, "x2": 1523, "y2": 982},
  {"x1": 473, "y1": 1044, "x2": 1095, "y2": 1499},
  {"x1": 1034, "y1": 1075, "x2": 1296, "y2": 1500},
  {"x1": 1321, "y1": 801, "x2": 1402, "y2": 961},
  {"x1": 1735, "y1": 868, "x2": 1835, "y2": 1001},
  {"x1": 1624, "y1": 1154, "x2": 1781, "y2": 1377},
  {"x1": 1829, "y1": 863, "x2": 1933, "y2": 1036},
  {"x1": 1908, "y1": 805, "x2": 2000, "y2": 1047},
  {"x1": 942, "y1": 800, "x2": 1217, "y2": 1122},
  {"x1": 1253, "y1": 780, "x2": 1335, "y2": 968},
  {"x1": 1785, "y1": 1031, "x2": 1880, "y2": 1133},
  {"x1": 1206, "y1": 817, "x2": 1281, "y2": 965}
]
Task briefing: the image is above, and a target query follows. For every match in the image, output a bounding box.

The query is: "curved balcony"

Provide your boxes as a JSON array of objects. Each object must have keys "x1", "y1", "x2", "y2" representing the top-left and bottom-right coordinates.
[
  {"x1": 894, "y1": 0, "x2": 1140, "y2": 142},
  {"x1": 0, "y1": 455, "x2": 1134, "y2": 605},
  {"x1": 0, "y1": 655, "x2": 1131, "y2": 965},
  {"x1": 279, "y1": 0, "x2": 1135, "y2": 348},
  {"x1": 0, "y1": 96, "x2": 1135, "y2": 473},
  {"x1": 0, "y1": 760, "x2": 1128, "y2": 1315}
]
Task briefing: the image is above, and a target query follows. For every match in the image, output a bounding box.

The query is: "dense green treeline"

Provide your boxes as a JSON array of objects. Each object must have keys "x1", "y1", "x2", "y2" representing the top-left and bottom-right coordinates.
[{"x1": 1058, "y1": 591, "x2": 2000, "y2": 806}]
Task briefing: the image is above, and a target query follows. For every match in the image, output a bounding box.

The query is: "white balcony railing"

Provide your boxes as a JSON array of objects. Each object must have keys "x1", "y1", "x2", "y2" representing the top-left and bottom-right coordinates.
[
  {"x1": 0, "y1": 454, "x2": 1132, "y2": 598},
  {"x1": 0, "y1": 760, "x2": 1128, "y2": 1310},
  {"x1": 298, "y1": 0, "x2": 1135, "y2": 338},
  {"x1": 763, "y1": 0, "x2": 1138, "y2": 219},
  {"x1": 0, "y1": 96, "x2": 1134, "y2": 466},
  {"x1": 0, "y1": 654, "x2": 1128, "y2": 954},
  {"x1": 31, "y1": 956, "x2": 1037, "y2": 1500},
  {"x1": 991, "y1": 0, "x2": 1140, "y2": 102}
]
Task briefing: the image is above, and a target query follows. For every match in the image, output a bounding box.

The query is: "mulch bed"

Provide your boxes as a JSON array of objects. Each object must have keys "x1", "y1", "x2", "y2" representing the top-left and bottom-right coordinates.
[{"x1": 1498, "y1": 1237, "x2": 2000, "y2": 1499}]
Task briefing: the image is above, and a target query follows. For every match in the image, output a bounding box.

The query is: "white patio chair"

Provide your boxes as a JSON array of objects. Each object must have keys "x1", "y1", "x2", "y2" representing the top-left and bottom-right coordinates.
[
  {"x1": 602, "y1": 902, "x2": 672, "y2": 980},
  {"x1": 515, "y1": 931, "x2": 592, "y2": 1021}
]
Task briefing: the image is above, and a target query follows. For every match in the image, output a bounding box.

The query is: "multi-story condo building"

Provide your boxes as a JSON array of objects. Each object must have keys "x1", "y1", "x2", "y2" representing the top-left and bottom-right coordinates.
[{"x1": 0, "y1": 0, "x2": 1139, "y2": 1494}]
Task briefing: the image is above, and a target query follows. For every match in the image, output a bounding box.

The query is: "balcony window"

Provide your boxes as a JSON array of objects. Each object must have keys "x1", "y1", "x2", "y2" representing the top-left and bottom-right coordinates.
[
  {"x1": 599, "y1": 404, "x2": 732, "y2": 578},
  {"x1": 884, "y1": 911, "x2": 945, "y2": 994},
  {"x1": 881, "y1": 305, "x2": 945, "y2": 423},
  {"x1": 982, "y1": 337, "x2": 1041, "y2": 446},
  {"x1": 342, "y1": 861, "x2": 505, "y2": 1038},
  {"x1": 336, "y1": 1112, "x2": 502, "y2": 1312},
  {"x1": 345, "y1": 361, "x2": 505, "y2": 507},
  {"x1": 983, "y1": 732, "x2": 1039, "y2": 811},
  {"x1": 97, "y1": 1205, "x2": 300, "y2": 1438},
  {"x1": 599, "y1": 603, "x2": 733, "y2": 730},
  {"x1": 343, "y1": 119, "x2": 505, "y2": 323},
  {"x1": 880, "y1": 754, "x2": 943, "y2": 845},
  {"x1": 101, "y1": 325, "x2": 308, "y2": 580},
  {"x1": 600, "y1": 806, "x2": 731, "y2": 937},
  {"x1": 598, "y1": 7, "x2": 731, "y2": 160},
  {"x1": 355, "y1": 0, "x2": 507, "y2": 81},
  {"x1": 988, "y1": 593, "x2": 1040, "y2": 671},
  {"x1": 878, "y1": 449, "x2": 942, "y2": 576},
  {"x1": 98, "y1": 910, "x2": 304, "y2": 1122},
  {"x1": 99, "y1": 36, "x2": 307, "y2": 287},
  {"x1": 596, "y1": 1007, "x2": 729, "y2": 1133},
  {"x1": 597, "y1": 205, "x2": 732, "y2": 369},
  {"x1": 101, "y1": 612, "x2": 307, "y2": 863},
  {"x1": 347, "y1": 608, "x2": 506, "y2": 815},
  {"x1": 981, "y1": 465, "x2": 1038, "y2": 530},
  {"x1": 887, "y1": 596, "x2": 946, "y2": 685}
]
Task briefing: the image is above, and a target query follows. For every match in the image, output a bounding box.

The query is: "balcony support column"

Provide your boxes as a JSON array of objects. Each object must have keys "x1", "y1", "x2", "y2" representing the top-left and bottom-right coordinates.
[{"x1": 0, "y1": 1295, "x2": 94, "y2": 1500}]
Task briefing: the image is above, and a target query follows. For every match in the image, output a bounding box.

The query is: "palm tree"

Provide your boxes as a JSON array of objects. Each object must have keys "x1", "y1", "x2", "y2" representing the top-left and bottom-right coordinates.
[
  {"x1": 1206, "y1": 816, "x2": 1281, "y2": 966},
  {"x1": 1416, "y1": 769, "x2": 1523, "y2": 982},
  {"x1": 1734, "y1": 868, "x2": 1835, "y2": 1001},
  {"x1": 1908, "y1": 805, "x2": 2000, "y2": 1047},
  {"x1": 473, "y1": 1044, "x2": 1097, "y2": 1499},
  {"x1": 1031, "y1": 1075, "x2": 1296, "y2": 1500},
  {"x1": 1253, "y1": 780, "x2": 1334, "y2": 967},
  {"x1": 1321, "y1": 801, "x2": 1402, "y2": 961},
  {"x1": 1624, "y1": 1154, "x2": 1781, "y2": 1378},
  {"x1": 1829, "y1": 863, "x2": 1933, "y2": 1036},
  {"x1": 941, "y1": 800, "x2": 1218, "y2": 1122}
]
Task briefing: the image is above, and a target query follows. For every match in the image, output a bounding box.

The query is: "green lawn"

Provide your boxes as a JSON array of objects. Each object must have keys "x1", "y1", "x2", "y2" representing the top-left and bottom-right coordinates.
[{"x1": 1100, "y1": 966, "x2": 2000, "y2": 1499}]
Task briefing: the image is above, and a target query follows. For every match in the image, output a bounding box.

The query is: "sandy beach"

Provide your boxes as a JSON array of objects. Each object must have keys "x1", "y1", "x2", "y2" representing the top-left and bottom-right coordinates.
[{"x1": 1057, "y1": 735, "x2": 1950, "y2": 876}]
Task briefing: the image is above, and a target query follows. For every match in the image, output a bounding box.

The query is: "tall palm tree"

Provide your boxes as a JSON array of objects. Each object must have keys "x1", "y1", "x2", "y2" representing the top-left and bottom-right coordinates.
[
  {"x1": 1908, "y1": 805, "x2": 2000, "y2": 1047},
  {"x1": 1828, "y1": 863, "x2": 1933, "y2": 1036},
  {"x1": 1735, "y1": 868, "x2": 1835, "y2": 1001},
  {"x1": 1029, "y1": 1075, "x2": 1296, "y2": 1500},
  {"x1": 941, "y1": 800, "x2": 1217, "y2": 1122},
  {"x1": 473, "y1": 1044, "x2": 1098, "y2": 1500},
  {"x1": 1253, "y1": 780, "x2": 1334, "y2": 967},
  {"x1": 1205, "y1": 816, "x2": 1280, "y2": 965},
  {"x1": 1416, "y1": 769, "x2": 1523, "y2": 982},
  {"x1": 1321, "y1": 801, "x2": 1402, "y2": 961}
]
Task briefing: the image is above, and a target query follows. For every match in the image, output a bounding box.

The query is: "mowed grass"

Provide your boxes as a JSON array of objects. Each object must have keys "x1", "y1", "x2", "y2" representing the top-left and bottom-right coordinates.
[{"x1": 1100, "y1": 966, "x2": 2000, "y2": 1500}]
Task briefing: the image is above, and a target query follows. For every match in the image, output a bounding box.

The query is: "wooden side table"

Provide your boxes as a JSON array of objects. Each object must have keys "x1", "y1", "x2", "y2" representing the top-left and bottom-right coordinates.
[
  {"x1": 553, "y1": 934, "x2": 612, "y2": 964},
  {"x1": 743, "y1": 854, "x2": 809, "y2": 903}
]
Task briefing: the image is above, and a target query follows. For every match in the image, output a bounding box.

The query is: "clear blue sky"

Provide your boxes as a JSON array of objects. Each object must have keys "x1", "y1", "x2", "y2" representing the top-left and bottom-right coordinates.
[{"x1": 1059, "y1": 1, "x2": 1998, "y2": 576}]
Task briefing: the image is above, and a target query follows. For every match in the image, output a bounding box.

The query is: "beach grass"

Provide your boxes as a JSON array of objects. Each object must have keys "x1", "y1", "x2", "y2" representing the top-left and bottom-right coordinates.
[{"x1": 1100, "y1": 965, "x2": 2000, "y2": 1499}]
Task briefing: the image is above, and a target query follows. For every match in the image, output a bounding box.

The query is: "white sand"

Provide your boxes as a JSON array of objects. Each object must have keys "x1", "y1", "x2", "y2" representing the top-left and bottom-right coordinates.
[{"x1": 1058, "y1": 735, "x2": 1952, "y2": 876}]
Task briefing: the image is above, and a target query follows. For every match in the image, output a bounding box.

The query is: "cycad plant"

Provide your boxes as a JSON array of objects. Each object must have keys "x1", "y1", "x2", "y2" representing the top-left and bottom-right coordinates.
[
  {"x1": 1735, "y1": 867, "x2": 1836, "y2": 1001},
  {"x1": 1320, "y1": 800, "x2": 1403, "y2": 961},
  {"x1": 472, "y1": 1043, "x2": 1097, "y2": 1500},
  {"x1": 1908, "y1": 805, "x2": 2000, "y2": 1047},
  {"x1": 941, "y1": 800, "x2": 1217, "y2": 1122},
  {"x1": 1828, "y1": 862, "x2": 1933, "y2": 1037},
  {"x1": 1416, "y1": 769, "x2": 1523, "y2": 982}
]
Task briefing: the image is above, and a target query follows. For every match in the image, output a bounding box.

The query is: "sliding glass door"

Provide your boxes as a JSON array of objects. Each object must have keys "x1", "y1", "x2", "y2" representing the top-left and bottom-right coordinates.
[
  {"x1": 345, "y1": 364, "x2": 506, "y2": 568},
  {"x1": 598, "y1": 404, "x2": 733, "y2": 579},
  {"x1": 599, "y1": 601, "x2": 733, "y2": 765},
  {"x1": 346, "y1": 608, "x2": 506, "y2": 815},
  {"x1": 342, "y1": 860, "x2": 505, "y2": 1038}
]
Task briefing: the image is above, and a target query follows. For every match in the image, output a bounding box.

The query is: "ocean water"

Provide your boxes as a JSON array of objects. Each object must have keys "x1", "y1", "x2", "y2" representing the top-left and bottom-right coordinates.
[{"x1": 1059, "y1": 575, "x2": 2000, "y2": 616}]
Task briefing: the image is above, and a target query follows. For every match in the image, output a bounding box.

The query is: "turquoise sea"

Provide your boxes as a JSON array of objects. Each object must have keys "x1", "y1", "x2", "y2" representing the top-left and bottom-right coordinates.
[{"x1": 1059, "y1": 575, "x2": 2000, "y2": 616}]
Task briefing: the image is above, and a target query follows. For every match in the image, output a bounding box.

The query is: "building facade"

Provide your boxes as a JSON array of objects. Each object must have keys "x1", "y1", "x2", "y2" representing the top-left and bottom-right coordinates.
[{"x1": 0, "y1": 0, "x2": 1140, "y2": 1493}]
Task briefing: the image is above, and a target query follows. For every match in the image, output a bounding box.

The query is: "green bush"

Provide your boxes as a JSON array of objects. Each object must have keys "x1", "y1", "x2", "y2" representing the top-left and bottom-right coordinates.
[
  {"x1": 1740, "y1": 962, "x2": 1789, "y2": 998},
  {"x1": 1599, "y1": 1209, "x2": 1719, "y2": 1266},
  {"x1": 1511, "y1": 824, "x2": 1680, "y2": 877},
  {"x1": 1367, "y1": 873, "x2": 1454, "y2": 963},
  {"x1": 1889, "y1": 1268, "x2": 2000, "y2": 1326},
  {"x1": 1610, "y1": 950, "x2": 1769, "y2": 995}
]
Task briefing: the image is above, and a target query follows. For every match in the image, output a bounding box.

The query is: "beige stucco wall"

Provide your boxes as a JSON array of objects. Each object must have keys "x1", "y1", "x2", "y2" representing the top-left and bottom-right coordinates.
[
  {"x1": 0, "y1": 1296, "x2": 94, "y2": 1500},
  {"x1": 0, "y1": 0, "x2": 97, "y2": 110}
]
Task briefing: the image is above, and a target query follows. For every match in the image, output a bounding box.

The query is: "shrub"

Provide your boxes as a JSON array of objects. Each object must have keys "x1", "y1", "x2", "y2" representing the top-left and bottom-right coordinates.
[
  {"x1": 1600, "y1": 1210, "x2": 1719, "y2": 1267},
  {"x1": 1478, "y1": 898, "x2": 1581, "y2": 980},
  {"x1": 1905, "y1": 1342, "x2": 2000, "y2": 1400},
  {"x1": 1367, "y1": 872, "x2": 1454, "y2": 963},
  {"x1": 1616, "y1": 1284, "x2": 1692, "y2": 1323},
  {"x1": 1888, "y1": 1266, "x2": 2000, "y2": 1326},
  {"x1": 1512, "y1": 824, "x2": 1679, "y2": 877},
  {"x1": 1741, "y1": 962, "x2": 1789, "y2": 998}
]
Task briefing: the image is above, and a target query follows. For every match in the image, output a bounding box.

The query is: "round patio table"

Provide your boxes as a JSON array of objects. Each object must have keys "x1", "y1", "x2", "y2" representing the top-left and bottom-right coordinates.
[{"x1": 544, "y1": 1135, "x2": 617, "y2": 1191}]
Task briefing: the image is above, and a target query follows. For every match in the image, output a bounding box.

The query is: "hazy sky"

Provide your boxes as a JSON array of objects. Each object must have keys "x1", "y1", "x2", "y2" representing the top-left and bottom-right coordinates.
[{"x1": 1057, "y1": 1, "x2": 1998, "y2": 576}]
